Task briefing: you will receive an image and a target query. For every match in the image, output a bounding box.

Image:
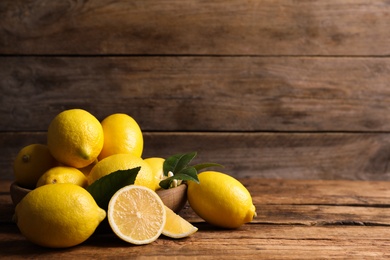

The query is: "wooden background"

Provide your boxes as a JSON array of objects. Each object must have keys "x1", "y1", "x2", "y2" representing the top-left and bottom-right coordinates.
[{"x1": 1, "y1": 0, "x2": 390, "y2": 181}]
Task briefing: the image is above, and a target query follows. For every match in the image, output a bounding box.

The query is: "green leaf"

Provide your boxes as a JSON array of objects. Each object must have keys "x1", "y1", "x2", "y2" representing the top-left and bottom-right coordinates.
[
  {"x1": 86, "y1": 167, "x2": 140, "y2": 210},
  {"x1": 159, "y1": 178, "x2": 171, "y2": 189},
  {"x1": 159, "y1": 151, "x2": 223, "y2": 189},
  {"x1": 193, "y1": 162, "x2": 223, "y2": 172},
  {"x1": 179, "y1": 167, "x2": 199, "y2": 182},
  {"x1": 163, "y1": 151, "x2": 197, "y2": 176}
]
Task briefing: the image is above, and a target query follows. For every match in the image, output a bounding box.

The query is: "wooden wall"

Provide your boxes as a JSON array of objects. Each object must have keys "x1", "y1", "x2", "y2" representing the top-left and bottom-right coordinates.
[{"x1": 1, "y1": 0, "x2": 390, "y2": 181}]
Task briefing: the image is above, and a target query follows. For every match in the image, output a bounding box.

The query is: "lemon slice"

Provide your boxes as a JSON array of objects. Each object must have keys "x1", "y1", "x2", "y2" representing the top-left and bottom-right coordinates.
[
  {"x1": 107, "y1": 185, "x2": 166, "y2": 245},
  {"x1": 162, "y1": 205, "x2": 198, "y2": 239}
]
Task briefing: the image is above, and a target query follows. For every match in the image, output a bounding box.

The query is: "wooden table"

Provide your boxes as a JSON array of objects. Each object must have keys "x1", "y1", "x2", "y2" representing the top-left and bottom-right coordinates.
[{"x1": 1, "y1": 178, "x2": 389, "y2": 259}]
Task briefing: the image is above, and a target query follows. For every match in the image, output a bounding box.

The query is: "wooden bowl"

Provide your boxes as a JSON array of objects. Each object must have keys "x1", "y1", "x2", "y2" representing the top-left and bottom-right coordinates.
[
  {"x1": 10, "y1": 182, "x2": 188, "y2": 213},
  {"x1": 10, "y1": 182, "x2": 31, "y2": 206},
  {"x1": 156, "y1": 184, "x2": 188, "y2": 213}
]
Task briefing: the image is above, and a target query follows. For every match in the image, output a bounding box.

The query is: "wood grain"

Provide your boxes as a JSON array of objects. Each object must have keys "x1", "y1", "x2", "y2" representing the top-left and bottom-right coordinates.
[
  {"x1": 245, "y1": 179, "x2": 390, "y2": 206},
  {"x1": 1, "y1": 224, "x2": 389, "y2": 259},
  {"x1": 1, "y1": 0, "x2": 390, "y2": 55},
  {"x1": 2, "y1": 56, "x2": 390, "y2": 132},
  {"x1": 1, "y1": 1, "x2": 390, "y2": 183},
  {"x1": 1, "y1": 0, "x2": 389, "y2": 257},
  {"x1": 2, "y1": 132, "x2": 390, "y2": 181},
  {"x1": 1, "y1": 179, "x2": 389, "y2": 259}
]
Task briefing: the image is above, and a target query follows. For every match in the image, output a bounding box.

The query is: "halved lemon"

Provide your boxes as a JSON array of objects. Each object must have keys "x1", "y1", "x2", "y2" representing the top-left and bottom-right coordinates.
[
  {"x1": 107, "y1": 185, "x2": 166, "y2": 245},
  {"x1": 162, "y1": 205, "x2": 198, "y2": 239}
]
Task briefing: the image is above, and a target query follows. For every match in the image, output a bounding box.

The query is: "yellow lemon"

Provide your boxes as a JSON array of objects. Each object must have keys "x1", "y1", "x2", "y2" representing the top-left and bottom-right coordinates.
[
  {"x1": 98, "y1": 113, "x2": 143, "y2": 160},
  {"x1": 88, "y1": 153, "x2": 155, "y2": 190},
  {"x1": 14, "y1": 183, "x2": 106, "y2": 248},
  {"x1": 13, "y1": 144, "x2": 58, "y2": 189},
  {"x1": 162, "y1": 205, "x2": 198, "y2": 239},
  {"x1": 47, "y1": 109, "x2": 104, "y2": 168},
  {"x1": 187, "y1": 171, "x2": 256, "y2": 229},
  {"x1": 144, "y1": 157, "x2": 165, "y2": 191},
  {"x1": 36, "y1": 166, "x2": 88, "y2": 188},
  {"x1": 108, "y1": 185, "x2": 166, "y2": 245}
]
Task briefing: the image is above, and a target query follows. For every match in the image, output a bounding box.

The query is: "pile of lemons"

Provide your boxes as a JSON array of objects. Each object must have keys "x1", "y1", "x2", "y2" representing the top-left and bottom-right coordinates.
[{"x1": 12, "y1": 108, "x2": 256, "y2": 248}]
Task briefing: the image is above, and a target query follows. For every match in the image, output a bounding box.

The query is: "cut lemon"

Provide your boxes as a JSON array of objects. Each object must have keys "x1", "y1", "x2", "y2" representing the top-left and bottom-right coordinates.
[
  {"x1": 162, "y1": 205, "x2": 198, "y2": 239},
  {"x1": 107, "y1": 185, "x2": 166, "y2": 245}
]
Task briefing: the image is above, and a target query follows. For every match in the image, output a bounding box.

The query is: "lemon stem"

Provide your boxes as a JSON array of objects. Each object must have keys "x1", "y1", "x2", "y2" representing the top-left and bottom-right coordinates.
[{"x1": 22, "y1": 154, "x2": 30, "y2": 163}]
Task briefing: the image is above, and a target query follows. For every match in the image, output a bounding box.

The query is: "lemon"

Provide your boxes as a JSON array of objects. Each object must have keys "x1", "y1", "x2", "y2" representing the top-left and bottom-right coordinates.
[
  {"x1": 108, "y1": 185, "x2": 166, "y2": 245},
  {"x1": 98, "y1": 113, "x2": 143, "y2": 161},
  {"x1": 187, "y1": 171, "x2": 256, "y2": 229},
  {"x1": 88, "y1": 153, "x2": 156, "y2": 190},
  {"x1": 13, "y1": 144, "x2": 58, "y2": 189},
  {"x1": 36, "y1": 166, "x2": 88, "y2": 188},
  {"x1": 162, "y1": 205, "x2": 198, "y2": 239},
  {"x1": 14, "y1": 183, "x2": 106, "y2": 248},
  {"x1": 47, "y1": 109, "x2": 104, "y2": 168},
  {"x1": 144, "y1": 157, "x2": 165, "y2": 191}
]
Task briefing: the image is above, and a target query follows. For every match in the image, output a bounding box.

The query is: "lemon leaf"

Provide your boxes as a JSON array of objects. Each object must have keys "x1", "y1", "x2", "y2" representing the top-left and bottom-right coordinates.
[
  {"x1": 163, "y1": 151, "x2": 197, "y2": 176},
  {"x1": 193, "y1": 162, "x2": 223, "y2": 172},
  {"x1": 160, "y1": 152, "x2": 223, "y2": 189},
  {"x1": 86, "y1": 167, "x2": 140, "y2": 210},
  {"x1": 179, "y1": 166, "x2": 199, "y2": 181}
]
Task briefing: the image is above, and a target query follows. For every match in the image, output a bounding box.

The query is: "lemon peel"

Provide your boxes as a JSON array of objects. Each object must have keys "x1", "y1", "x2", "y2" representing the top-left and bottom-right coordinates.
[
  {"x1": 14, "y1": 183, "x2": 106, "y2": 248},
  {"x1": 187, "y1": 171, "x2": 256, "y2": 229}
]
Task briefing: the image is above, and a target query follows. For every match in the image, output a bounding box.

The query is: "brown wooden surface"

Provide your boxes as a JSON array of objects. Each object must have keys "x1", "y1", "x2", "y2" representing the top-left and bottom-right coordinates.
[
  {"x1": 2, "y1": 0, "x2": 390, "y2": 181},
  {"x1": 1, "y1": 179, "x2": 389, "y2": 259},
  {"x1": 2, "y1": 55, "x2": 390, "y2": 181},
  {"x1": 1, "y1": 0, "x2": 390, "y2": 55},
  {"x1": 1, "y1": 1, "x2": 390, "y2": 257},
  {"x1": 2, "y1": 132, "x2": 390, "y2": 182},
  {"x1": 2, "y1": 56, "x2": 390, "y2": 132}
]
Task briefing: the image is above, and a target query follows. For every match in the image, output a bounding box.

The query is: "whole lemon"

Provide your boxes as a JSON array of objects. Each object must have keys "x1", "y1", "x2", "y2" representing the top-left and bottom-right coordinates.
[
  {"x1": 47, "y1": 109, "x2": 104, "y2": 168},
  {"x1": 13, "y1": 144, "x2": 58, "y2": 189},
  {"x1": 14, "y1": 183, "x2": 106, "y2": 248},
  {"x1": 36, "y1": 166, "x2": 88, "y2": 188},
  {"x1": 187, "y1": 171, "x2": 256, "y2": 229},
  {"x1": 88, "y1": 153, "x2": 155, "y2": 190},
  {"x1": 98, "y1": 113, "x2": 143, "y2": 161},
  {"x1": 144, "y1": 157, "x2": 165, "y2": 190}
]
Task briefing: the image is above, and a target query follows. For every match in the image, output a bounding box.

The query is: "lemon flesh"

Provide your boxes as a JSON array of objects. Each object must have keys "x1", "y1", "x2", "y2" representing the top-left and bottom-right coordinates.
[
  {"x1": 107, "y1": 185, "x2": 166, "y2": 245},
  {"x1": 162, "y1": 205, "x2": 198, "y2": 239}
]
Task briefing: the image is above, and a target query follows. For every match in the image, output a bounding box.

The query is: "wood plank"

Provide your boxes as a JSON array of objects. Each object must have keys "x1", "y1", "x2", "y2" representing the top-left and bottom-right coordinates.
[
  {"x1": 1, "y1": 179, "x2": 390, "y2": 259},
  {"x1": 2, "y1": 132, "x2": 390, "y2": 181},
  {"x1": 243, "y1": 179, "x2": 390, "y2": 206},
  {"x1": 1, "y1": 0, "x2": 390, "y2": 55},
  {"x1": 255, "y1": 205, "x2": 390, "y2": 226},
  {"x1": 181, "y1": 204, "x2": 390, "y2": 226},
  {"x1": 2, "y1": 56, "x2": 390, "y2": 132},
  {"x1": 1, "y1": 222, "x2": 389, "y2": 259}
]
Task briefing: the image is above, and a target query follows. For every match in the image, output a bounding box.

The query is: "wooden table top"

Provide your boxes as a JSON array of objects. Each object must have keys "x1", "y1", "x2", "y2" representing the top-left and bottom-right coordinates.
[{"x1": 1, "y1": 178, "x2": 389, "y2": 259}]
